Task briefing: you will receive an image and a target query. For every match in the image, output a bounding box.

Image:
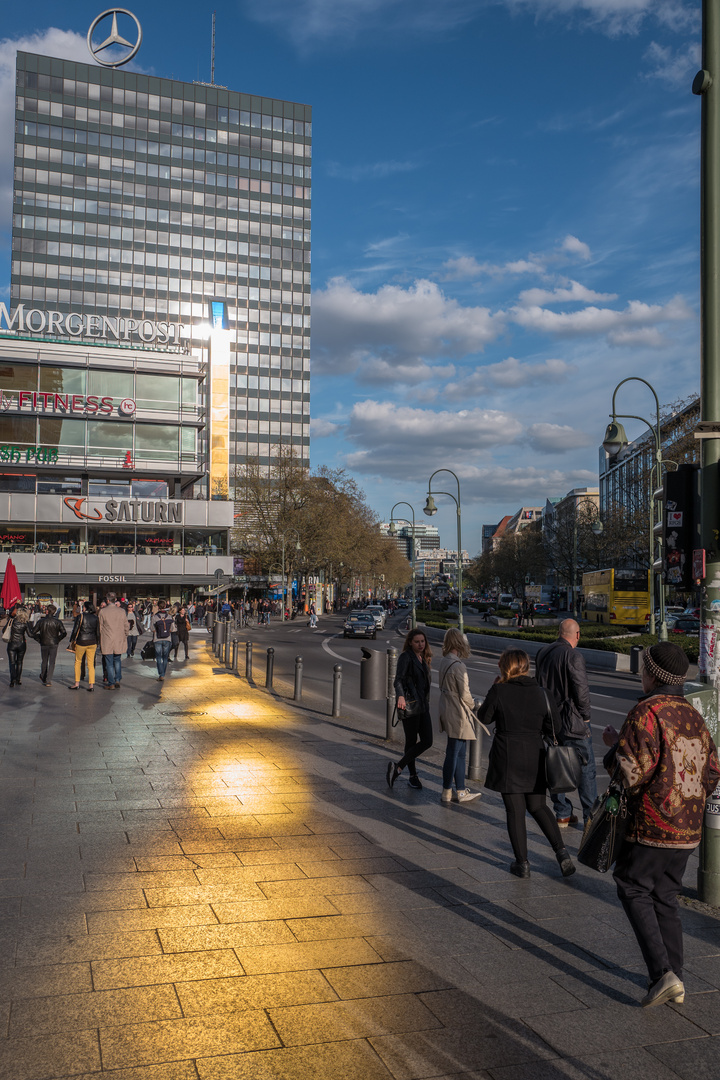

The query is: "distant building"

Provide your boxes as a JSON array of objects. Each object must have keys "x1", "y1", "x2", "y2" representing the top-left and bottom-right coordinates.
[
  {"x1": 379, "y1": 521, "x2": 441, "y2": 562},
  {"x1": 481, "y1": 522, "x2": 498, "y2": 555},
  {"x1": 491, "y1": 515, "x2": 512, "y2": 550},
  {"x1": 505, "y1": 507, "x2": 543, "y2": 534}
]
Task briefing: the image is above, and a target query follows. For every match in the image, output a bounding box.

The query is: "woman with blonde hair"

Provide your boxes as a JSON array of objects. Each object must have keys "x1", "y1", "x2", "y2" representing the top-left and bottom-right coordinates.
[
  {"x1": 478, "y1": 648, "x2": 576, "y2": 879},
  {"x1": 438, "y1": 628, "x2": 482, "y2": 804},
  {"x1": 387, "y1": 627, "x2": 433, "y2": 790},
  {"x1": 2, "y1": 604, "x2": 33, "y2": 687}
]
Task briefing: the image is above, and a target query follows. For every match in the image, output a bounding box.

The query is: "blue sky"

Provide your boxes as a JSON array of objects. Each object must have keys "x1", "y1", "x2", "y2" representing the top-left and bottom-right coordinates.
[{"x1": 0, "y1": 1, "x2": 703, "y2": 553}]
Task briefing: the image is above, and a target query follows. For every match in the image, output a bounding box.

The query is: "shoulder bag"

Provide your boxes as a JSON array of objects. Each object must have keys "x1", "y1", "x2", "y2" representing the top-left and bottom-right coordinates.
[
  {"x1": 543, "y1": 689, "x2": 583, "y2": 794},
  {"x1": 577, "y1": 768, "x2": 629, "y2": 873},
  {"x1": 66, "y1": 616, "x2": 81, "y2": 653},
  {"x1": 2, "y1": 618, "x2": 12, "y2": 643}
]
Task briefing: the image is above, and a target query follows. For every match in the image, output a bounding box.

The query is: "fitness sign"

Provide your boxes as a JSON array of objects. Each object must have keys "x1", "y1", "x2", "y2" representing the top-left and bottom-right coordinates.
[{"x1": 0, "y1": 390, "x2": 136, "y2": 417}]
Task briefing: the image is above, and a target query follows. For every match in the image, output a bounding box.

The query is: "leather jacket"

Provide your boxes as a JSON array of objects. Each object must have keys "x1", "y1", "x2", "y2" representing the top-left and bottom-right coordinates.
[
  {"x1": 535, "y1": 637, "x2": 591, "y2": 740},
  {"x1": 3, "y1": 617, "x2": 32, "y2": 649},
  {"x1": 31, "y1": 615, "x2": 67, "y2": 647},
  {"x1": 73, "y1": 612, "x2": 99, "y2": 647},
  {"x1": 394, "y1": 650, "x2": 431, "y2": 711}
]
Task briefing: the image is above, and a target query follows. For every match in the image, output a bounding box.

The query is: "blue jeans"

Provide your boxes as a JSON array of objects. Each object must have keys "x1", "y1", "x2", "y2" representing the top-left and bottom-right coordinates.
[
  {"x1": 442, "y1": 737, "x2": 467, "y2": 790},
  {"x1": 552, "y1": 734, "x2": 597, "y2": 822},
  {"x1": 154, "y1": 639, "x2": 171, "y2": 677},
  {"x1": 103, "y1": 653, "x2": 122, "y2": 685}
]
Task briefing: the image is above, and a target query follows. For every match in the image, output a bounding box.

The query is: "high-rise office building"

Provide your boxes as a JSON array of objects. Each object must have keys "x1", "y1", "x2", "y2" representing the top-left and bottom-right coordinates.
[
  {"x1": 0, "y1": 13, "x2": 311, "y2": 608},
  {"x1": 11, "y1": 40, "x2": 312, "y2": 503}
]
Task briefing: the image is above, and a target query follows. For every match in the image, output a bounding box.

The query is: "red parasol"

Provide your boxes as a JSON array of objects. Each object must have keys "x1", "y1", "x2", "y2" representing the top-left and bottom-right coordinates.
[{"x1": 0, "y1": 558, "x2": 22, "y2": 611}]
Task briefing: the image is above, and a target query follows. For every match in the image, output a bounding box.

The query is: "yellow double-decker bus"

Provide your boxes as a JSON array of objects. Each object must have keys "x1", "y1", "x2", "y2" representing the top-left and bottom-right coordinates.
[{"x1": 582, "y1": 569, "x2": 652, "y2": 627}]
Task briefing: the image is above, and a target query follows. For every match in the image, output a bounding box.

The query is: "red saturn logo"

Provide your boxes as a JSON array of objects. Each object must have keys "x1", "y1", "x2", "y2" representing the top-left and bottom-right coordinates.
[{"x1": 63, "y1": 497, "x2": 103, "y2": 521}]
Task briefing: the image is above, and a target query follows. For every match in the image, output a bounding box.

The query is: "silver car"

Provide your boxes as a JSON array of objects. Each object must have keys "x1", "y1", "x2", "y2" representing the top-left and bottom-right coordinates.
[{"x1": 366, "y1": 606, "x2": 386, "y2": 629}]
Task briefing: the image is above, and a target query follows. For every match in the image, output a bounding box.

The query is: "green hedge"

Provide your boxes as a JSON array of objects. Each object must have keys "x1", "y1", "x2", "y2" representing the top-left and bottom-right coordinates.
[{"x1": 419, "y1": 620, "x2": 699, "y2": 663}]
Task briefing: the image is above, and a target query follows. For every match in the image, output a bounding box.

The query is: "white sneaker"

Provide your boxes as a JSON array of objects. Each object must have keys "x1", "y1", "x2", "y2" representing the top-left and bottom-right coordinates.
[
  {"x1": 456, "y1": 789, "x2": 482, "y2": 803},
  {"x1": 441, "y1": 788, "x2": 453, "y2": 803}
]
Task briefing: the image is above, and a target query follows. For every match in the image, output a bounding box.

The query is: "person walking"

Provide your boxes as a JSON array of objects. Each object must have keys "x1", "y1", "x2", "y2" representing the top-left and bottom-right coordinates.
[
  {"x1": 30, "y1": 604, "x2": 67, "y2": 685},
  {"x1": 535, "y1": 619, "x2": 597, "y2": 826},
  {"x1": 387, "y1": 628, "x2": 433, "y2": 790},
  {"x1": 173, "y1": 605, "x2": 191, "y2": 661},
  {"x1": 68, "y1": 601, "x2": 100, "y2": 691},
  {"x1": 438, "y1": 627, "x2": 482, "y2": 804},
  {"x1": 2, "y1": 605, "x2": 33, "y2": 687},
  {"x1": 478, "y1": 648, "x2": 576, "y2": 879},
  {"x1": 126, "y1": 602, "x2": 139, "y2": 658},
  {"x1": 603, "y1": 643, "x2": 720, "y2": 1008},
  {"x1": 309, "y1": 602, "x2": 318, "y2": 629},
  {"x1": 98, "y1": 592, "x2": 130, "y2": 690},
  {"x1": 152, "y1": 600, "x2": 174, "y2": 681}
]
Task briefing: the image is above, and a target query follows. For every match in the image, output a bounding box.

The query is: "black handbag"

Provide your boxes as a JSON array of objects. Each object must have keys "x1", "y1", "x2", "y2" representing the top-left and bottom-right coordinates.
[
  {"x1": 577, "y1": 770, "x2": 628, "y2": 873},
  {"x1": 141, "y1": 640, "x2": 155, "y2": 661},
  {"x1": 542, "y1": 690, "x2": 583, "y2": 794}
]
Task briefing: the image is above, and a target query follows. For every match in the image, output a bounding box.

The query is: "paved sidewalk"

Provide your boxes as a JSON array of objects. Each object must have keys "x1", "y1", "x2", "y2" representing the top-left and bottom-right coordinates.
[{"x1": 2, "y1": 639, "x2": 720, "y2": 1079}]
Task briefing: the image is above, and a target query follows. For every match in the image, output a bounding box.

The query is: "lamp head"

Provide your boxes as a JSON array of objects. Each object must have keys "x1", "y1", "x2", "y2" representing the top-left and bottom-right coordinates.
[
  {"x1": 423, "y1": 494, "x2": 438, "y2": 517},
  {"x1": 591, "y1": 520, "x2": 603, "y2": 536},
  {"x1": 602, "y1": 420, "x2": 629, "y2": 457},
  {"x1": 295, "y1": 540, "x2": 301, "y2": 551},
  {"x1": 388, "y1": 520, "x2": 397, "y2": 536}
]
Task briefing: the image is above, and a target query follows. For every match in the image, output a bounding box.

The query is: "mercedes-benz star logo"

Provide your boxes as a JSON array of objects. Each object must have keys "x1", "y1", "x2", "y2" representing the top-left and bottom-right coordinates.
[{"x1": 87, "y1": 9, "x2": 143, "y2": 68}]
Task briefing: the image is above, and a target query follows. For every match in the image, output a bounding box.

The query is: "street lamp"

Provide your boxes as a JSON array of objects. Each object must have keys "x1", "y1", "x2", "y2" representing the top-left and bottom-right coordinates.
[
  {"x1": 570, "y1": 496, "x2": 603, "y2": 620},
  {"x1": 603, "y1": 376, "x2": 668, "y2": 642},
  {"x1": 388, "y1": 503, "x2": 417, "y2": 629},
  {"x1": 279, "y1": 530, "x2": 301, "y2": 621},
  {"x1": 424, "y1": 469, "x2": 464, "y2": 636}
]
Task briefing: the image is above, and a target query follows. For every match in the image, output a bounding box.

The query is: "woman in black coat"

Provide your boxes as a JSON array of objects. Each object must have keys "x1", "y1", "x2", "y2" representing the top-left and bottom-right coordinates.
[
  {"x1": 2, "y1": 604, "x2": 33, "y2": 687},
  {"x1": 478, "y1": 648, "x2": 575, "y2": 879},
  {"x1": 387, "y1": 628, "x2": 433, "y2": 790}
]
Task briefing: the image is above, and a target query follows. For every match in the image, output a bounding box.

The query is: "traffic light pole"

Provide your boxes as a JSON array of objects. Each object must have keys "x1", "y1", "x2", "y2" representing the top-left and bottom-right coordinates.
[{"x1": 694, "y1": 0, "x2": 720, "y2": 906}]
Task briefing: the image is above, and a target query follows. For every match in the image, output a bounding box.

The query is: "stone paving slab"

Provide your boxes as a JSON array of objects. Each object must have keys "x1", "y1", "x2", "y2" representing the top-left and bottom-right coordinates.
[{"x1": 2, "y1": 638, "x2": 720, "y2": 1078}]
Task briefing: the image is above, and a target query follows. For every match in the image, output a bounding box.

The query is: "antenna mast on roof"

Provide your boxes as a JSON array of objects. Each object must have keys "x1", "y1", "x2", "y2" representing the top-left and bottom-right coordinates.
[{"x1": 211, "y1": 11, "x2": 216, "y2": 85}]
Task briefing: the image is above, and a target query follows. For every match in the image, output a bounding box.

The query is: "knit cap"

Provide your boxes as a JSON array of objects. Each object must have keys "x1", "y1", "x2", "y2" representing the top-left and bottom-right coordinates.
[{"x1": 642, "y1": 642, "x2": 689, "y2": 686}]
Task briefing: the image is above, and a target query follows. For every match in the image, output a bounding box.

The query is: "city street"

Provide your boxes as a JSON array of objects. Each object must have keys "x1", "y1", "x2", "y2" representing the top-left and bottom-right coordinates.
[{"x1": 3, "y1": 622, "x2": 719, "y2": 1078}]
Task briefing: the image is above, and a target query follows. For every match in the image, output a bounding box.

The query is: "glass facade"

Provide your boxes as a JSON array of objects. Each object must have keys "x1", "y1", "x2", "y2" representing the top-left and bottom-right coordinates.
[{"x1": 11, "y1": 52, "x2": 312, "y2": 497}]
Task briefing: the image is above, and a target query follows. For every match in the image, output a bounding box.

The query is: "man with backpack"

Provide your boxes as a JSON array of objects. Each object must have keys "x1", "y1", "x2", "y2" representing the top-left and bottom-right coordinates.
[
  {"x1": 535, "y1": 618, "x2": 597, "y2": 827},
  {"x1": 152, "y1": 600, "x2": 174, "y2": 682}
]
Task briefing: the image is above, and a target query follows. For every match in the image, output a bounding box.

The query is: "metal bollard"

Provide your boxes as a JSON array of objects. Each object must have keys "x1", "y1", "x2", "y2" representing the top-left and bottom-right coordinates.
[
  {"x1": 332, "y1": 664, "x2": 342, "y2": 717},
  {"x1": 224, "y1": 634, "x2": 231, "y2": 669},
  {"x1": 231, "y1": 640, "x2": 239, "y2": 672},
  {"x1": 468, "y1": 725, "x2": 483, "y2": 782},
  {"x1": 294, "y1": 655, "x2": 303, "y2": 701},
  {"x1": 386, "y1": 647, "x2": 397, "y2": 741},
  {"x1": 266, "y1": 647, "x2": 275, "y2": 689},
  {"x1": 245, "y1": 640, "x2": 253, "y2": 681}
]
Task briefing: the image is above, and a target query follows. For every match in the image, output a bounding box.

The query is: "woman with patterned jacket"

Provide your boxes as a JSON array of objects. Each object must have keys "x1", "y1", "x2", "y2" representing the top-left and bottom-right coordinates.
[{"x1": 603, "y1": 642, "x2": 720, "y2": 1009}]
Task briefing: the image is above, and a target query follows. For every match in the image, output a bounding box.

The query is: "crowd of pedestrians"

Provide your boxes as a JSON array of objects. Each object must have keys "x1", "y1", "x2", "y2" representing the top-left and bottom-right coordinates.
[{"x1": 386, "y1": 618, "x2": 720, "y2": 1010}]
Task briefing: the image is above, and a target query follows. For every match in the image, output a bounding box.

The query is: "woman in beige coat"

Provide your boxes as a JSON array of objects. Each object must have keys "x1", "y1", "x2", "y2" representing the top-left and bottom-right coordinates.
[{"x1": 438, "y1": 628, "x2": 482, "y2": 805}]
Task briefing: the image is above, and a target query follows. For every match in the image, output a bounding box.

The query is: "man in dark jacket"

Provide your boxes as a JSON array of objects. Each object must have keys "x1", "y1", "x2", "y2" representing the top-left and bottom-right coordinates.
[
  {"x1": 535, "y1": 618, "x2": 597, "y2": 826},
  {"x1": 30, "y1": 604, "x2": 67, "y2": 685}
]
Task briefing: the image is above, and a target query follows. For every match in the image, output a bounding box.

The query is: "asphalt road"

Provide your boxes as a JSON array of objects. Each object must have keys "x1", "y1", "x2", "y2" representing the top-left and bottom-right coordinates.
[{"x1": 235, "y1": 610, "x2": 643, "y2": 762}]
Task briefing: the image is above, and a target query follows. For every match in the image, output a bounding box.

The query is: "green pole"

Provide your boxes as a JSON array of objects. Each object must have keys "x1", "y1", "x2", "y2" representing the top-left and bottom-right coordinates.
[{"x1": 694, "y1": 0, "x2": 720, "y2": 906}]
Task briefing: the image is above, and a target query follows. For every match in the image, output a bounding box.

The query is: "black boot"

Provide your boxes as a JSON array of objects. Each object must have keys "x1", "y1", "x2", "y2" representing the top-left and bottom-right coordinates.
[
  {"x1": 556, "y1": 848, "x2": 576, "y2": 878},
  {"x1": 510, "y1": 860, "x2": 530, "y2": 878}
]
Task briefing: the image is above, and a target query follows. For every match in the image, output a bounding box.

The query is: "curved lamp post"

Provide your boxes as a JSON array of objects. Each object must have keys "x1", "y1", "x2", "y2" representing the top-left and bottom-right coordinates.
[
  {"x1": 388, "y1": 502, "x2": 417, "y2": 629},
  {"x1": 424, "y1": 469, "x2": 464, "y2": 636},
  {"x1": 602, "y1": 376, "x2": 667, "y2": 642}
]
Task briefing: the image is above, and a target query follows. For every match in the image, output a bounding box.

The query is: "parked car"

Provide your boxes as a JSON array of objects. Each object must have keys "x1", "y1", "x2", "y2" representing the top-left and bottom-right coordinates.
[
  {"x1": 683, "y1": 607, "x2": 701, "y2": 619},
  {"x1": 343, "y1": 613, "x2": 377, "y2": 639},
  {"x1": 397, "y1": 599, "x2": 408, "y2": 608},
  {"x1": 671, "y1": 617, "x2": 700, "y2": 636}
]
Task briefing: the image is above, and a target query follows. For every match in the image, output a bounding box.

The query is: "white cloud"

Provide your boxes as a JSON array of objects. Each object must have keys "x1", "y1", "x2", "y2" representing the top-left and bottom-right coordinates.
[
  {"x1": 0, "y1": 29, "x2": 96, "y2": 245},
  {"x1": 327, "y1": 160, "x2": 417, "y2": 181},
  {"x1": 440, "y1": 254, "x2": 544, "y2": 280},
  {"x1": 486, "y1": 355, "x2": 573, "y2": 387},
  {"x1": 356, "y1": 358, "x2": 456, "y2": 384},
  {"x1": 310, "y1": 418, "x2": 340, "y2": 437},
  {"x1": 511, "y1": 294, "x2": 693, "y2": 342},
  {"x1": 560, "y1": 235, "x2": 591, "y2": 260},
  {"x1": 505, "y1": 1, "x2": 697, "y2": 37},
  {"x1": 527, "y1": 423, "x2": 592, "y2": 453},
  {"x1": 644, "y1": 41, "x2": 700, "y2": 87},
  {"x1": 518, "y1": 280, "x2": 616, "y2": 306},
  {"x1": 443, "y1": 355, "x2": 572, "y2": 400},
  {"x1": 312, "y1": 277, "x2": 503, "y2": 373}
]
